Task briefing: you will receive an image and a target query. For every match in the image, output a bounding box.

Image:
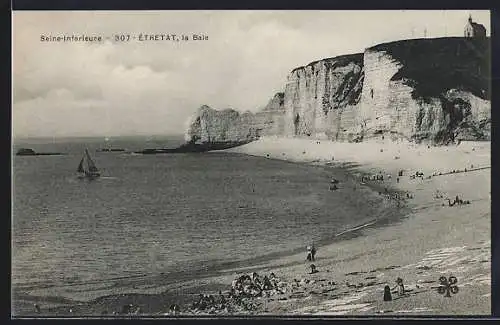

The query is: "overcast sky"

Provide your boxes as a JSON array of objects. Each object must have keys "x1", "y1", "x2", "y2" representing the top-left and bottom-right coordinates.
[{"x1": 13, "y1": 10, "x2": 490, "y2": 138}]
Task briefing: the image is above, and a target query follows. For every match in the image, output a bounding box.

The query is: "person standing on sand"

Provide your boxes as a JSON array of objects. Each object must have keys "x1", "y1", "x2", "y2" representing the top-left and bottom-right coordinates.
[
  {"x1": 306, "y1": 245, "x2": 316, "y2": 261},
  {"x1": 383, "y1": 285, "x2": 392, "y2": 301},
  {"x1": 309, "y1": 243, "x2": 317, "y2": 261}
]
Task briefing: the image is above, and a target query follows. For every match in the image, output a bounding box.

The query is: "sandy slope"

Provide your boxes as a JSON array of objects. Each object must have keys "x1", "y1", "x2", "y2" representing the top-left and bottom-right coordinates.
[{"x1": 222, "y1": 137, "x2": 491, "y2": 315}]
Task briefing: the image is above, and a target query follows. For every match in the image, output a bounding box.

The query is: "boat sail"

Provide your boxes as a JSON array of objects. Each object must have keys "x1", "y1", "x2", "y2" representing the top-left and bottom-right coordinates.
[{"x1": 77, "y1": 149, "x2": 101, "y2": 179}]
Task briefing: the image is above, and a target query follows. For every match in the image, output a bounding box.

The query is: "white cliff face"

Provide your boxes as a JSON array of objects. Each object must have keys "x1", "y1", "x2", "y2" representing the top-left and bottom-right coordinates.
[
  {"x1": 283, "y1": 54, "x2": 364, "y2": 139},
  {"x1": 356, "y1": 39, "x2": 490, "y2": 143},
  {"x1": 357, "y1": 49, "x2": 403, "y2": 135},
  {"x1": 281, "y1": 38, "x2": 490, "y2": 144},
  {"x1": 185, "y1": 38, "x2": 490, "y2": 146}
]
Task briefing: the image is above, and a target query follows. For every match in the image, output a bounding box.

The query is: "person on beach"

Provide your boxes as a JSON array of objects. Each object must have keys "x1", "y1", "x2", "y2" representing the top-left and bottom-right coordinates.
[
  {"x1": 262, "y1": 275, "x2": 272, "y2": 290},
  {"x1": 306, "y1": 244, "x2": 317, "y2": 261},
  {"x1": 383, "y1": 285, "x2": 392, "y2": 301},
  {"x1": 121, "y1": 304, "x2": 134, "y2": 314},
  {"x1": 306, "y1": 246, "x2": 313, "y2": 261},
  {"x1": 169, "y1": 304, "x2": 180, "y2": 315},
  {"x1": 392, "y1": 277, "x2": 405, "y2": 296},
  {"x1": 252, "y1": 272, "x2": 262, "y2": 287},
  {"x1": 269, "y1": 273, "x2": 279, "y2": 288},
  {"x1": 218, "y1": 291, "x2": 226, "y2": 306}
]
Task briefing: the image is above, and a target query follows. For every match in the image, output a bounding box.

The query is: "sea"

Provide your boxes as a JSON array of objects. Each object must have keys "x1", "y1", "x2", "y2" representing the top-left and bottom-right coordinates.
[{"x1": 12, "y1": 135, "x2": 397, "y2": 303}]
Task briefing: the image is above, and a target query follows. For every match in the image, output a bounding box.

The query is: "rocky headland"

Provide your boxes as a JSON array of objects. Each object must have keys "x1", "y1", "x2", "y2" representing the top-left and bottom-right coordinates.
[{"x1": 185, "y1": 37, "x2": 490, "y2": 147}]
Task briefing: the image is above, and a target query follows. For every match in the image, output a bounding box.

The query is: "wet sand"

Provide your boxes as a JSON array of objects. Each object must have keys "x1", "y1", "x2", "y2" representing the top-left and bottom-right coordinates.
[{"x1": 13, "y1": 137, "x2": 490, "y2": 317}]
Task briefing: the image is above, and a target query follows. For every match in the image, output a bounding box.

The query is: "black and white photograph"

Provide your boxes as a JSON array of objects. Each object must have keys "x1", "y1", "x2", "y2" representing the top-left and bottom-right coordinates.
[{"x1": 12, "y1": 10, "x2": 491, "y2": 317}]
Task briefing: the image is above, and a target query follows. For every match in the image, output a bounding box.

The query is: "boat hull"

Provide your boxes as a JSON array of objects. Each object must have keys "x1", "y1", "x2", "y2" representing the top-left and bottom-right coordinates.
[{"x1": 77, "y1": 173, "x2": 100, "y2": 180}]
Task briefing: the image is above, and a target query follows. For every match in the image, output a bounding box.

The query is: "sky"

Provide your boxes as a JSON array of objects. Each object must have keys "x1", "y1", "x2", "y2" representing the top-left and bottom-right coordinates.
[{"x1": 12, "y1": 10, "x2": 490, "y2": 138}]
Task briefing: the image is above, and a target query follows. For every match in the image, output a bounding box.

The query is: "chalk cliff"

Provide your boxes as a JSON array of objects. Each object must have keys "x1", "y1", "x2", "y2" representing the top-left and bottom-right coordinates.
[
  {"x1": 284, "y1": 54, "x2": 364, "y2": 141},
  {"x1": 356, "y1": 37, "x2": 490, "y2": 143},
  {"x1": 184, "y1": 102, "x2": 285, "y2": 144},
  {"x1": 185, "y1": 37, "x2": 490, "y2": 146}
]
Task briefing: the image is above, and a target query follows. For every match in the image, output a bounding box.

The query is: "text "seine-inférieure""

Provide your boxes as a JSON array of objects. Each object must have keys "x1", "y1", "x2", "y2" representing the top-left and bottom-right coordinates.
[{"x1": 40, "y1": 34, "x2": 209, "y2": 43}]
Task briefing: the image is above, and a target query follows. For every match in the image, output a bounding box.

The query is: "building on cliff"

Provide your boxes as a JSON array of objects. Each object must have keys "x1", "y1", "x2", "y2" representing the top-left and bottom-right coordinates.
[{"x1": 464, "y1": 15, "x2": 486, "y2": 38}]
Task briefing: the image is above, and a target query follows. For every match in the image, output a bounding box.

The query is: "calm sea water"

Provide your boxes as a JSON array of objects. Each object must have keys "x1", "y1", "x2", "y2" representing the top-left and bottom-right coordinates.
[{"x1": 12, "y1": 135, "x2": 391, "y2": 296}]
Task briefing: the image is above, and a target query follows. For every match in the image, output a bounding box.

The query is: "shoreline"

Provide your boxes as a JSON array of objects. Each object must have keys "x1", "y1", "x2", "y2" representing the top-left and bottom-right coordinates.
[
  {"x1": 13, "y1": 144, "x2": 410, "y2": 317},
  {"x1": 13, "y1": 211, "x2": 409, "y2": 317},
  {"x1": 12, "y1": 137, "x2": 490, "y2": 316}
]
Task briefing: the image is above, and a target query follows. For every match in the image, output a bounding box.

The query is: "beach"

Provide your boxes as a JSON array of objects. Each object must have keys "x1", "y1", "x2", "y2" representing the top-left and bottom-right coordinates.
[
  {"x1": 223, "y1": 137, "x2": 491, "y2": 315},
  {"x1": 14, "y1": 136, "x2": 490, "y2": 316}
]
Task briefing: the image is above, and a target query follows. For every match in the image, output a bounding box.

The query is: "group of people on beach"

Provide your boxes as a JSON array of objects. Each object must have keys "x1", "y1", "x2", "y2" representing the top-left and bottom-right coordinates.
[
  {"x1": 361, "y1": 172, "x2": 387, "y2": 183},
  {"x1": 188, "y1": 271, "x2": 287, "y2": 314},
  {"x1": 445, "y1": 195, "x2": 471, "y2": 207},
  {"x1": 191, "y1": 292, "x2": 227, "y2": 312},
  {"x1": 383, "y1": 277, "x2": 406, "y2": 301},
  {"x1": 230, "y1": 271, "x2": 284, "y2": 298},
  {"x1": 432, "y1": 164, "x2": 478, "y2": 177}
]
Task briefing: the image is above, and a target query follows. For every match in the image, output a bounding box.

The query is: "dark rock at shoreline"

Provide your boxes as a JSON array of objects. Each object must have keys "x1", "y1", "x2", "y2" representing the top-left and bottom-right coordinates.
[
  {"x1": 97, "y1": 148, "x2": 126, "y2": 152},
  {"x1": 16, "y1": 148, "x2": 64, "y2": 156},
  {"x1": 134, "y1": 140, "x2": 254, "y2": 155}
]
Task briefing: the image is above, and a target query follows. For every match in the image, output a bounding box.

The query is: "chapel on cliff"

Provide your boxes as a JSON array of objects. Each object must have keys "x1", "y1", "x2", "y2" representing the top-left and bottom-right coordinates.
[{"x1": 464, "y1": 15, "x2": 486, "y2": 38}]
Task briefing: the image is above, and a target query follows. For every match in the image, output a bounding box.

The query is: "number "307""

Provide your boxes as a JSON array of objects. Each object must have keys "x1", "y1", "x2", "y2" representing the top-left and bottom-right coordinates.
[{"x1": 114, "y1": 35, "x2": 131, "y2": 42}]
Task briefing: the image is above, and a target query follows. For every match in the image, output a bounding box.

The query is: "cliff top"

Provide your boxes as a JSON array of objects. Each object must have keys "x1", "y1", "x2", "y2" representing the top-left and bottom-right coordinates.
[
  {"x1": 290, "y1": 53, "x2": 363, "y2": 74},
  {"x1": 197, "y1": 105, "x2": 238, "y2": 114},
  {"x1": 367, "y1": 36, "x2": 490, "y2": 53},
  {"x1": 368, "y1": 37, "x2": 490, "y2": 101},
  {"x1": 262, "y1": 92, "x2": 285, "y2": 111}
]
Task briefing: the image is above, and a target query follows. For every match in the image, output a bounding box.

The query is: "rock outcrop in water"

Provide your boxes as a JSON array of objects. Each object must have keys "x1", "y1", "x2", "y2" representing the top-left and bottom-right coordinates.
[
  {"x1": 15, "y1": 148, "x2": 64, "y2": 156},
  {"x1": 184, "y1": 37, "x2": 490, "y2": 146}
]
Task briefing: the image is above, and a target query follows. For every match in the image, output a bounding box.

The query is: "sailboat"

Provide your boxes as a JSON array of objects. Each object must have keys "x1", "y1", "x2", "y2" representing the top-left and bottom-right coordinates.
[{"x1": 77, "y1": 148, "x2": 101, "y2": 179}]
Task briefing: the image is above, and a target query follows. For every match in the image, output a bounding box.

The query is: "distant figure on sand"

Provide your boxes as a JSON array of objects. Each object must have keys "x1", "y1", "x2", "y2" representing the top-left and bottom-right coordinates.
[
  {"x1": 169, "y1": 304, "x2": 180, "y2": 315},
  {"x1": 306, "y1": 244, "x2": 317, "y2": 261},
  {"x1": 383, "y1": 285, "x2": 392, "y2": 301},
  {"x1": 393, "y1": 277, "x2": 405, "y2": 296}
]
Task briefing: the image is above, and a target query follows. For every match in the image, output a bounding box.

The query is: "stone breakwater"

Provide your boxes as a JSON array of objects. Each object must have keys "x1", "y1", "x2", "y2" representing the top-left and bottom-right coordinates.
[{"x1": 185, "y1": 37, "x2": 490, "y2": 146}]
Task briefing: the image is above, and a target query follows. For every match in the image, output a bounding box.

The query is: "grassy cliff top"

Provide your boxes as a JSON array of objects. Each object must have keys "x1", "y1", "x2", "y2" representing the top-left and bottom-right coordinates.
[{"x1": 368, "y1": 37, "x2": 490, "y2": 101}]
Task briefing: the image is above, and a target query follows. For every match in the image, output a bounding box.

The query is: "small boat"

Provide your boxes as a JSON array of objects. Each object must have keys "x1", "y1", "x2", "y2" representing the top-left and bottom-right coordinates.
[{"x1": 77, "y1": 148, "x2": 101, "y2": 179}]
